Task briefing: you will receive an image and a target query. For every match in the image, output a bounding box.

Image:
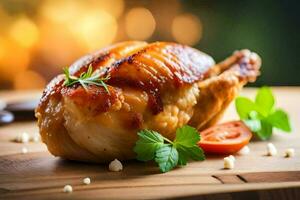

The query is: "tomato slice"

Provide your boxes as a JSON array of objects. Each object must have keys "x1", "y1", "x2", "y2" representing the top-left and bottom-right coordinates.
[{"x1": 198, "y1": 121, "x2": 252, "y2": 154}]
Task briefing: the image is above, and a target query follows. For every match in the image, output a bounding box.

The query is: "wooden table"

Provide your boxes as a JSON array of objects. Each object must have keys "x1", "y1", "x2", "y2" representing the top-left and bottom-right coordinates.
[{"x1": 0, "y1": 88, "x2": 300, "y2": 200}]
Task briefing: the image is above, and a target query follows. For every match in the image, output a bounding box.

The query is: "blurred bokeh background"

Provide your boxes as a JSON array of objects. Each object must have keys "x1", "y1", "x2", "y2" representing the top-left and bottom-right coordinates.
[{"x1": 0, "y1": 0, "x2": 299, "y2": 90}]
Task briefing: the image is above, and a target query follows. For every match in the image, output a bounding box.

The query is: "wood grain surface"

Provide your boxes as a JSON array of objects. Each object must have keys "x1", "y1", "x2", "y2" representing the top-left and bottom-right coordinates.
[{"x1": 0, "y1": 87, "x2": 299, "y2": 200}]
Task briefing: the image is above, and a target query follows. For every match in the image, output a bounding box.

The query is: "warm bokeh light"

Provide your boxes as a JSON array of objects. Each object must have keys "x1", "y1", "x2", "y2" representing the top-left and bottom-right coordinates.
[
  {"x1": 152, "y1": 0, "x2": 181, "y2": 39},
  {"x1": 0, "y1": 1, "x2": 297, "y2": 89},
  {"x1": 0, "y1": 6, "x2": 11, "y2": 31},
  {"x1": 13, "y1": 70, "x2": 46, "y2": 90},
  {"x1": 38, "y1": 22, "x2": 82, "y2": 70},
  {"x1": 71, "y1": 10, "x2": 118, "y2": 51},
  {"x1": 41, "y1": 0, "x2": 124, "y2": 23},
  {"x1": 0, "y1": 37, "x2": 5, "y2": 60},
  {"x1": 40, "y1": 0, "x2": 118, "y2": 51},
  {"x1": 0, "y1": 1, "x2": 204, "y2": 89},
  {"x1": 40, "y1": 0, "x2": 82, "y2": 24},
  {"x1": 94, "y1": 0, "x2": 124, "y2": 18},
  {"x1": 125, "y1": 7, "x2": 156, "y2": 40},
  {"x1": 0, "y1": 40, "x2": 30, "y2": 80},
  {"x1": 9, "y1": 17, "x2": 39, "y2": 49},
  {"x1": 172, "y1": 14, "x2": 202, "y2": 46},
  {"x1": 38, "y1": 2, "x2": 118, "y2": 69}
]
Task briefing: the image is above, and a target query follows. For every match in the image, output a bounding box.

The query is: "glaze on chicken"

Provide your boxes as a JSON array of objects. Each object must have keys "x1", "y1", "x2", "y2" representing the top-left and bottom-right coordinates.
[{"x1": 35, "y1": 41, "x2": 261, "y2": 162}]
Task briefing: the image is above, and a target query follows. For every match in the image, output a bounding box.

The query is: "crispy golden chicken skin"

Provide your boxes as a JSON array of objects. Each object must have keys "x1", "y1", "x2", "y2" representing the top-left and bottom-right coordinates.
[{"x1": 35, "y1": 41, "x2": 261, "y2": 162}]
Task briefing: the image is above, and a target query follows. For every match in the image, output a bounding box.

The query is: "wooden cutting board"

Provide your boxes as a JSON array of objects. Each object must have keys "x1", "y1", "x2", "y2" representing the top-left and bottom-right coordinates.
[{"x1": 0, "y1": 88, "x2": 300, "y2": 200}]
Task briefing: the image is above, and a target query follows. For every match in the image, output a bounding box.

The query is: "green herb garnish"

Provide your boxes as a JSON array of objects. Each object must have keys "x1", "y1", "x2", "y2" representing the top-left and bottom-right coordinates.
[
  {"x1": 134, "y1": 125, "x2": 205, "y2": 173},
  {"x1": 235, "y1": 87, "x2": 291, "y2": 140},
  {"x1": 63, "y1": 65, "x2": 110, "y2": 93}
]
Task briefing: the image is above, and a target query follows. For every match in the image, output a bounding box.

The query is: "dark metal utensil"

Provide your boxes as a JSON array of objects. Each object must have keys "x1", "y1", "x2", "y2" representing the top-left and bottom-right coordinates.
[
  {"x1": 5, "y1": 99, "x2": 39, "y2": 121},
  {"x1": 0, "y1": 99, "x2": 39, "y2": 125},
  {"x1": 0, "y1": 110, "x2": 14, "y2": 125}
]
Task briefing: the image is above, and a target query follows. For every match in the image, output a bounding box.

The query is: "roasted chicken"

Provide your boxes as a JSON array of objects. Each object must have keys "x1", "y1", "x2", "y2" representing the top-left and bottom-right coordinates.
[{"x1": 35, "y1": 41, "x2": 261, "y2": 162}]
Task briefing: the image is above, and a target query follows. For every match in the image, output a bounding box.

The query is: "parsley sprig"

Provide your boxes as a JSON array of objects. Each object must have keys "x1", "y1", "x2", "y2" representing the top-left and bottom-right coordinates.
[
  {"x1": 63, "y1": 65, "x2": 110, "y2": 93},
  {"x1": 235, "y1": 87, "x2": 291, "y2": 140},
  {"x1": 134, "y1": 125, "x2": 205, "y2": 173}
]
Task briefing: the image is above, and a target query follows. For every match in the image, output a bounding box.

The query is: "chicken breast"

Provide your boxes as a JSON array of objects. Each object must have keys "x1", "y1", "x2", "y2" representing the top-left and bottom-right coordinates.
[{"x1": 35, "y1": 41, "x2": 261, "y2": 162}]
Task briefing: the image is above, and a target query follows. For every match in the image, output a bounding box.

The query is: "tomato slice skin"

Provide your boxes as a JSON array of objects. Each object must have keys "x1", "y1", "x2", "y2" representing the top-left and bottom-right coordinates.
[{"x1": 198, "y1": 121, "x2": 252, "y2": 154}]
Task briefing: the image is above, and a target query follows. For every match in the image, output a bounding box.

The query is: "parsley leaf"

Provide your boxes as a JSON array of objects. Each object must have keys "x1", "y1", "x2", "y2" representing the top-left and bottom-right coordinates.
[
  {"x1": 177, "y1": 145, "x2": 205, "y2": 166},
  {"x1": 177, "y1": 147, "x2": 189, "y2": 166},
  {"x1": 155, "y1": 145, "x2": 178, "y2": 173},
  {"x1": 174, "y1": 126, "x2": 200, "y2": 147},
  {"x1": 134, "y1": 130, "x2": 164, "y2": 161},
  {"x1": 235, "y1": 87, "x2": 291, "y2": 140},
  {"x1": 174, "y1": 126, "x2": 205, "y2": 166},
  {"x1": 134, "y1": 125, "x2": 205, "y2": 173}
]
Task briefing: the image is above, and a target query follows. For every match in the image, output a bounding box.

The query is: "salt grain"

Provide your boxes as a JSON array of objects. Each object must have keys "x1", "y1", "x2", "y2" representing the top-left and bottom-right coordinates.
[
  {"x1": 83, "y1": 177, "x2": 91, "y2": 185},
  {"x1": 267, "y1": 143, "x2": 277, "y2": 156},
  {"x1": 224, "y1": 157, "x2": 234, "y2": 169},
  {"x1": 228, "y1": 155, "x2": 235, "y2": 162},
  {"x1": 31, "y1": 135, "x2": 40, "y2": 142},
  {"x1": 21, "y1": 147, "x2": 28, "y2": 154},
  {"x1": 285, "y1": 148, "x2": 295, "y2": 158},
  {"x1": 63, "y1": 185, "x2": 73, "y2": 193},
  {"x1": 109, "y1": 159, "x2": 123, "y2": 172},
  {"x1": 15, "y1": 132, "x2": 30, "y2": 143},
  {"x1": 238, "y1": 146, "x2": 250, "y2": 155}
]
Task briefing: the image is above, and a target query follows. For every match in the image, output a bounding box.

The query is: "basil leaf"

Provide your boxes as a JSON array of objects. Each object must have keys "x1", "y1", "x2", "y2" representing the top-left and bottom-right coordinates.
[
  {"x1": 255, "y1": 87, "x2": 275, "y2": 116},
  {"x1": 235, "y1": 87, "x2": 291, "y2": 140},
  {"x1": 235, "y1": 97, "x2": 257, "y2": 119},
  {"x1": 256, "y1": 120, "x2": 273, "y2": 140},
  {"x1": 243, "y1": 119, "x2": 261, "y2": 132},
  {"x1": 267, "y1": 109, "x2": 291, "y2": 132}
]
